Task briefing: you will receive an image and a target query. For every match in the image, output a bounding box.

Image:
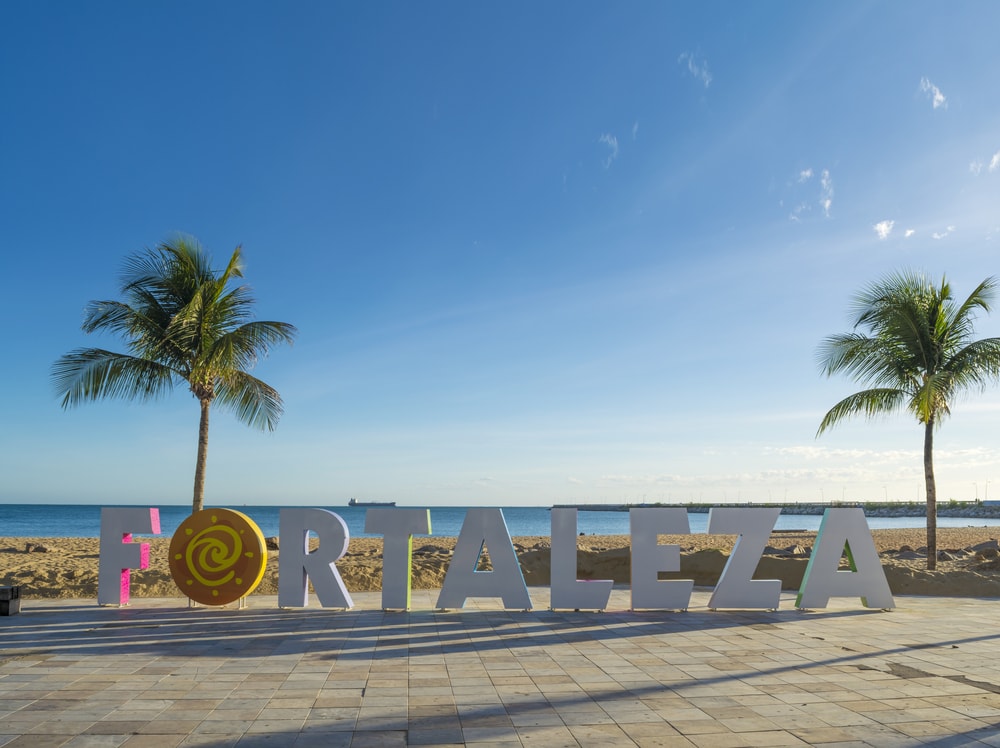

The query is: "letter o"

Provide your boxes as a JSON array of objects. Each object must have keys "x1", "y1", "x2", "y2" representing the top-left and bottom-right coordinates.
[{"x1": 168, "y1": 509, "x2": 268, "y2": 605}]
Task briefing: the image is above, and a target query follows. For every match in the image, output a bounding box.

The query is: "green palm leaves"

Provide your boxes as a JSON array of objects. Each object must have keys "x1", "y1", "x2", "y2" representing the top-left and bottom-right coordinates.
[
  {"x1": 53, "y1": 236, "x2": 296, "y2": 513},
  {"x1": 818, "y1": 270, "x2": 1000, "y2": 569},
  {"x1": 819, "y1": 272, "x2": 1000, "y2": 432}
]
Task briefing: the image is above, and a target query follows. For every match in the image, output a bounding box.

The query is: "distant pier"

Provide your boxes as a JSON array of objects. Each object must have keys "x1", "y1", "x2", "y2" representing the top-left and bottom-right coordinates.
[{"x1": 551, "y1": 501, "x2": 1000, "y2": 519}]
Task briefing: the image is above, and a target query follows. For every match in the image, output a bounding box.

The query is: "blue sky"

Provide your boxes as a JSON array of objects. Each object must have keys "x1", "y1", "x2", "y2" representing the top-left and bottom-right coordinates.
[{"x1": 4, "y1": 2, "x2": 1000, "y2": 507}]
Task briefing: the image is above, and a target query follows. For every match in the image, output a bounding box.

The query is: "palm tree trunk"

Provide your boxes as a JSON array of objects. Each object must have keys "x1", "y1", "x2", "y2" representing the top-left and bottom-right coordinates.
[
  {"x1": 924, "y1": 418, "x2": 937, "y2": 571},
  {"x1": 192, "y1": 398, "x2": 211, "y2": 514}
]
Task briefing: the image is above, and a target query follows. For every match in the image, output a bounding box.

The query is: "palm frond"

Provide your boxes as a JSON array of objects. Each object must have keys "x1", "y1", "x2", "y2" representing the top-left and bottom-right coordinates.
[
  {"x1": 213, "y1": 370, "x2": 284, "y2": 431},
  {"x1": 945, "y1": 337, "x2": 1000, "y2": 389},
  {"x1": 218, "y1": 245, "x2": 246, "y2": 284},
  {"x1": 52, "y1": 349, "x2": 178, "y2": 408},
  {"x1": 816, "y1": 388, "x2": 908, "y2": 436},
  {"x1": 817, "y1": 333, "x2": 915, "y2": 389},
  {"x1": 81, "y1": 300, "x2": 141, "y2": 337},
  {"x1": 203, "y1": 321, "x2": 298, "y2": 373}
]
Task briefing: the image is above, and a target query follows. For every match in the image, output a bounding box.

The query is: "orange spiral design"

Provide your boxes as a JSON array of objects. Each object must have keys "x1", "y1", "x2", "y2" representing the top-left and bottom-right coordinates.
[{"x1": 168, "y1": 509, "x2": 267, "y2": 605}]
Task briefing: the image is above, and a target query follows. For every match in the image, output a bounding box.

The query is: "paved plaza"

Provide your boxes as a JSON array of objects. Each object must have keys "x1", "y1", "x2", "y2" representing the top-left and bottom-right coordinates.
[{"x1": 2, "y1": 587, "x2": 1000, "y2": 747}]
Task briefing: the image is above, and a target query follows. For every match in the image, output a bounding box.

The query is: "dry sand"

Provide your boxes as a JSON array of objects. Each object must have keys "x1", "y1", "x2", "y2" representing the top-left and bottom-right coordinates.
[{"x1": 3, "y1": 527, "x2": 1000, "y2": 601}]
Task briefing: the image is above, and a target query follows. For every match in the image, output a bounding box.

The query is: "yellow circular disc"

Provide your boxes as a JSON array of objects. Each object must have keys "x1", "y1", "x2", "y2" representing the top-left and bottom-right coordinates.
[{"x1": 168, "y1": 509, "x2": 267, "y2": 606}]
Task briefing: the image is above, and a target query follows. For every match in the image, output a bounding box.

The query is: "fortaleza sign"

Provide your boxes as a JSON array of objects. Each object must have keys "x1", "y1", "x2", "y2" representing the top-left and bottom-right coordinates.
[{"x1": 97, "y1": 506, "x2": 895, "y2": 612}]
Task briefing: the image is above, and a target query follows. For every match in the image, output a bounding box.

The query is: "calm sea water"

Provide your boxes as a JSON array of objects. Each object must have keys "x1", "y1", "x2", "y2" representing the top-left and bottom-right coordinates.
[{"x1": 2, "y1": 503, "x2": 1000, "y2": 539}]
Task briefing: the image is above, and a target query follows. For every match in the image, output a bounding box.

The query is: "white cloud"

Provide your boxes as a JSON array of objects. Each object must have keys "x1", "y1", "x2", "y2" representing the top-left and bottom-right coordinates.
[
  {"x1": 904, "y1": 229, "x2": 916, "y2": 238},
  {"x1": 932, "y1": 225, "x2": 956, "y2": 240},
  {"x1": 679, "y1": 52, "x2": 712, "y2": 87},
  {"x1": 920, "y1": 77, "x2": 947, "y2": 109},
  {"x1": 819, "y1": 169, "x2": 833, "y2": 217},
  {"x1": 785, "y1": 167, "x2": 832, "y2": 221},
  {"x1": 598, "y1": 473, "x2": 684, "y2": 486},
  {"x1": 598, "y1": 133, "x2": 619, "y2": 168},
  {"x1": 874, "y1": 220, "x2": 895, "y2": 240},
  {"x1": 771, "y1": 445, "x2": 920, "y2": 466},
  {"x1": 787, "y1": 204, "x2": 806, "y2": 222},
  {"x1": 969, "y1": 151, "x2": 999, "y2": 175},
  {"x1": 632, "y1": 121, "x2": 639, "y2": 141}
]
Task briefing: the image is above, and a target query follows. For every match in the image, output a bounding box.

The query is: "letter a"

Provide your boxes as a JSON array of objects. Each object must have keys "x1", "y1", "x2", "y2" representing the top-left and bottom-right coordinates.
[
  {"x1": 796, "y1": 508, "x2": 894, "y2": 610},
  {"x1": 436, "y1": 508, "x2": 532, "y2": 610}
]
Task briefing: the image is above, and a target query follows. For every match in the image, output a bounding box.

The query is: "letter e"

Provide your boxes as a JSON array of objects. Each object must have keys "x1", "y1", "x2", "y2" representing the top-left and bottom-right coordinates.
[{"x1": 630, "y1": 507, "x2": 693, "y2": 611}]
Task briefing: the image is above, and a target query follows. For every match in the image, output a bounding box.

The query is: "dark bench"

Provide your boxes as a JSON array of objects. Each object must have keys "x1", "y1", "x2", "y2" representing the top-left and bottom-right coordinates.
[{"x1": 0, "y1": 586, "x2": 21, "y2": 616}]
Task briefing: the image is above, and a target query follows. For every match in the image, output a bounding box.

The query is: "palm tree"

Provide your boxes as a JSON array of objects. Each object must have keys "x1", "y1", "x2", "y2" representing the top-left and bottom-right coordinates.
[
  {"x1": 817, "y1": 270, "x2": 1000, "y2": 570},
  {"x1": 52, "y1": 236, "x2": 297, "y2": 514}
]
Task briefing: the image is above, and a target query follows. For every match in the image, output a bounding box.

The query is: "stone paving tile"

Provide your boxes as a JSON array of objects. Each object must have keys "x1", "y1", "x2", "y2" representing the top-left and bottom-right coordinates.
[
  {"x1": 1, "y1": 737, "x2": 74, "y2": 748},
  {"x1": 121, "y1": 736, "x2": 184, "y2": 747},
  {"x1": 62, "y1": 737, "x2": 131, "y2": 747},
  {"x1": 5, "y1": 590, "x2": 1000, "y2": 746}
]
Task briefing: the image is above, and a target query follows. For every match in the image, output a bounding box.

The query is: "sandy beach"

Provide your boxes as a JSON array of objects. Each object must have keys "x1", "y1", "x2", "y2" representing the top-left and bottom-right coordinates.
[{"x1": 3, "y1": 527, "x2": 1000, "y2": 601}]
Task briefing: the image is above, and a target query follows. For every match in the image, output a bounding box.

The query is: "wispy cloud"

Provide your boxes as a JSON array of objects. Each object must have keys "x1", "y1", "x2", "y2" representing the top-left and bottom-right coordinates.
[
  {"x1": 920, "y1": 77, "x2": 947, "y2": 109},
  {"x1": 771, "y1": 445, "x2": 916, "y2": 462},
  {"x1": 787, "y1": 167, "x2": 832, "y2": 221},
  {"x1": 819, "y1": 169, "x2": 833, "y2": 217},
  {"x1": 932, "y1": 225, "x2": 956, "y2": 240},
  {"x1": 873, "y1": 219, "x2": 895, "y2": 240},
  {"x1": 598, "y1": 133, "x2": 619, "y2": 168},
  {"x1": 598, "y1": 473, "x2": 684, "y2": 486},
  {"x1": 968, "y1": 151, "x2": 999, "y2": 176},
  {"x1": 631, "y1": 121, "x2": 639, "y2": 141},
  {"x1": 904, "y1": 228, "x2": 915, "y2": 238},
  {"x1": 678, "y1": 51, "x2": 712, "y2": 88}
]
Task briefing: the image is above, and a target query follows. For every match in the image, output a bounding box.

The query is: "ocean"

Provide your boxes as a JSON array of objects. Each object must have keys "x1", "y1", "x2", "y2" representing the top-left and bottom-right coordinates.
[{"x1": 3, "y1": 503, "x2": 1000, "y2": 539}]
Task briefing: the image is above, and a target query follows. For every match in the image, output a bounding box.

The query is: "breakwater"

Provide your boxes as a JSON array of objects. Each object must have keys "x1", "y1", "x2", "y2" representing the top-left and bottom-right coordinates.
[{"x1": 552, "y1": 501, "x2": 1000, "y2": 519}]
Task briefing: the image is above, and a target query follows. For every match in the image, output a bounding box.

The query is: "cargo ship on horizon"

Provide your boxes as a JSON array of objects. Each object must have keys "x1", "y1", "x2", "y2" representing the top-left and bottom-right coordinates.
[{"x1": 347, "y1": 498, "x2": 397, "y2": 507}]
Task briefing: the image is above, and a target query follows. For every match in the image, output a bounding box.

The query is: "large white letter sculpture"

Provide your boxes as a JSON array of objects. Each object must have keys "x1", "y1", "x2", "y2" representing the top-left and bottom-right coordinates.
[
  {"x1": 98, "y1": 507, "x2": 161, "y2": 606},
  {"x1": 278, "y1": 508, "x2": 354, "y2": 609},
  {"x1": 707, "y1": 507, "x2": 782, "y2": 610},
  {"x1": 629, "y1": 507, "x2": 693, "y2": 610},
  {"x1": 365, "y1": 508, "x2": 432, "y2": 610},
  {"x1": 550, "y1": 508, "x2": 613, "y2": 610},
  {"x1": 436, "y1": 508, "x2": 532, "y2": 610},
  {"x1": 796, "y1": 508, "x2": 894, "y2": 610}
]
